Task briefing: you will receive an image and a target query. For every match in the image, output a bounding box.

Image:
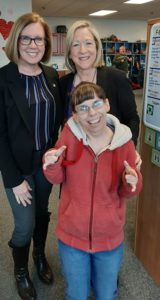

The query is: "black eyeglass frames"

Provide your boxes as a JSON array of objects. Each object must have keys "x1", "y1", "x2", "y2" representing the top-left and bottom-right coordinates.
[{"x1": 19, "y1": 35, "x2": 46, "y2": 46}]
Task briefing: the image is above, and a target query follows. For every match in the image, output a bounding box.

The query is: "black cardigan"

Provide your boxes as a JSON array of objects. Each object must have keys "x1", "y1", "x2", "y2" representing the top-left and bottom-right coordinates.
[
  {"x1": 0, "y1": 62, "x2": 63, "y2": 188},
  {"x1": 60, "y1": 66, "x2": 140, "y2": 146}
]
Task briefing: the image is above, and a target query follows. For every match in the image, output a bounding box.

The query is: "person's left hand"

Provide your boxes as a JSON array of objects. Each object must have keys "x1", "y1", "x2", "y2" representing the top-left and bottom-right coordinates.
[{"x1": 124, "y1": 160, "x2": 138, "y2": 192}]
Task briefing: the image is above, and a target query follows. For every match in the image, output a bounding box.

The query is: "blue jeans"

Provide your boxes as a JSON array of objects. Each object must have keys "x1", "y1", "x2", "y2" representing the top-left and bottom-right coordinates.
[
  {"x1": 5, "y1": 167, "x2": 52, "y2": 246},
  {"x1": 58, "y1": 240, "x2": 124, "y2": 300}
]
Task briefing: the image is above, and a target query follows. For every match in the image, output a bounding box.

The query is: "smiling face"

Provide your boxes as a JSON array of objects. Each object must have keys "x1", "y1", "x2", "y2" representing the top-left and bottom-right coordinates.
[
  {"x1": 70, "y1": 27, "x2": 97, "y2": 72},
  {"x1": 18, "y1": 22, "x2": 45, "y2": 67},
  {"x1": 74, "y1": 95, "x2": 110, "y2": 136},
  {"x1": 119, "y1": 46, "x2": 126, "y2": 54}
]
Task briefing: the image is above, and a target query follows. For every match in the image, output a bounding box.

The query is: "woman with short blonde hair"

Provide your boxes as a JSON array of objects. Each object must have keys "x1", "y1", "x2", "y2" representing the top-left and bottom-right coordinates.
[
  {"x1": 60, "y1": 19, "x2": 140, "y2": 149},
  {"x1": 65, "y1": 20, "x2": 104, "y2": 73}
]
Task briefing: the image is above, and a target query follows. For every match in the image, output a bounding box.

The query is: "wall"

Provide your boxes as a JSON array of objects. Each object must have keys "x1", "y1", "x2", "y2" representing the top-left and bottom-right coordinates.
[
  {"x1": 45, "y1": 16, "x2": 147, "y2": 69},
  {"x1": 0, "y1": 8, "x2": 147, "y2": 69},
  {"x1": 46, "y1": 17, "x2": 147, "y2": 41},
  {"x1": 0, "y1": 0, "x2": 32, "y2": 67}
]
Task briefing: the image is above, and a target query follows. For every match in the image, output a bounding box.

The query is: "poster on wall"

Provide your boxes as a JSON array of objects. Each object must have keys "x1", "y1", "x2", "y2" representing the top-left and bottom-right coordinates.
[{"x1": 143, "y1": 23, "x2": 160, "y2": 132}]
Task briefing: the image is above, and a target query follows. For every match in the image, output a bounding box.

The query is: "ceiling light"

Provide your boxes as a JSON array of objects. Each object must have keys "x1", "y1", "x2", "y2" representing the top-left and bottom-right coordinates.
[
  {"x1": 89, "y1": 10, "x2": 117, "y2": 16},
  {"x1": 124, "y1": 0, "x2": 154, "y2": 4}
]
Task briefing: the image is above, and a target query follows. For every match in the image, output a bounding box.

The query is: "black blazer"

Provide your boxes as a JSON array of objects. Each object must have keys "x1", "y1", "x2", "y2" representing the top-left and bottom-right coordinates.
[
  {"x1": 60, "y1": 66, "x2": 140, "y2": 146},
  {"x1": 0, "y1": 62, "x2": 63, "y2": 188}
]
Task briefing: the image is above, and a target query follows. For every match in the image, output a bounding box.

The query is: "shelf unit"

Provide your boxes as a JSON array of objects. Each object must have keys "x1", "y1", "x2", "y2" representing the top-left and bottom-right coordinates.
[
  {"x1": 101, "y1": 40, "x2": 146, "y2": 78},
  {"x1": 52, "y1": 33, "x2": 66, "y2": 56}
]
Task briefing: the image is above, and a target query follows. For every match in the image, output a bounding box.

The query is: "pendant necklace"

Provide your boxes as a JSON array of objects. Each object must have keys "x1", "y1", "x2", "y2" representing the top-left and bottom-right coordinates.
[{"x1": 74, "y1": 68, "x2": 97, "y2": 86}]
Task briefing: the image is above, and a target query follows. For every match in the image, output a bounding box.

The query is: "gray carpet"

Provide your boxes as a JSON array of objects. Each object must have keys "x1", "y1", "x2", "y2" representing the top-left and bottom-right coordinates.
[{"x1": 0, "y1": 90, "x2": 160, "y2": 299}]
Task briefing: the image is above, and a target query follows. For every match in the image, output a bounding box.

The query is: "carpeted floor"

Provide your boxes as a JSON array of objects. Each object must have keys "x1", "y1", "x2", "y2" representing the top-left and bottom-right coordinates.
[{"x1": 0, "y1": 89, "x2": 160, "y2": 299}]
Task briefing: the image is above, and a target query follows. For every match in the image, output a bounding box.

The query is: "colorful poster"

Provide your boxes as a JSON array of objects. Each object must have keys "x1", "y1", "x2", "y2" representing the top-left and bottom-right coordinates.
[{"x1": 143, "y1": 23, "x2": 160, "y2": 131}]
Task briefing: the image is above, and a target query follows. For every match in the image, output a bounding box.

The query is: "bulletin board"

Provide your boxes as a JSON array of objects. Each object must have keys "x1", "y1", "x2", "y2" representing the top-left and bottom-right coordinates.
[{"x1": 143, "y1": 23, "x2": 160, "y2": 132}]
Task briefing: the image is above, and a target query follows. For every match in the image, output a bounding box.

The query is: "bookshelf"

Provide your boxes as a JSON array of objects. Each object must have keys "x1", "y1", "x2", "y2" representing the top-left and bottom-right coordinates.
[{"x1": 101, "y1": 40, "x2": 146, "y2": 79}]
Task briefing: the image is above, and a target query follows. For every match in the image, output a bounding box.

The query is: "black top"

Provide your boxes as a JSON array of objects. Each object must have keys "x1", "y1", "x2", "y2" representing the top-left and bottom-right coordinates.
[
  {"x1": 20, "y1": 72, "x2": 55, "y2": 151},
  {"x1": 0, "y1": 62, "x2": 63, "y2": 188},
  {"x1": 60, "y1": 66, "x2": 140, "y2": 146}
]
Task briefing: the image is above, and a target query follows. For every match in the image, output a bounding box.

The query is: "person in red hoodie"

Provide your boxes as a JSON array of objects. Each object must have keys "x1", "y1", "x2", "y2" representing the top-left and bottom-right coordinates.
[{"x1": 43, "y1": 82, "x2": 142, "y2": 300}]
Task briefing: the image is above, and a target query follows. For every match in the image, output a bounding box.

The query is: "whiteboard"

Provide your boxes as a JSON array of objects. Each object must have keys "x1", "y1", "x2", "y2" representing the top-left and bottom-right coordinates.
[{"x1": 143, "y1": 23, "x2": 160, "y2": 132}]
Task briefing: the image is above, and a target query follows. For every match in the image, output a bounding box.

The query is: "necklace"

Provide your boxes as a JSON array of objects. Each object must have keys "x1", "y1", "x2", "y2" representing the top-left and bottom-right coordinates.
[{"x1": 74, "y1": 68, "x2": 97, "y2": 86}]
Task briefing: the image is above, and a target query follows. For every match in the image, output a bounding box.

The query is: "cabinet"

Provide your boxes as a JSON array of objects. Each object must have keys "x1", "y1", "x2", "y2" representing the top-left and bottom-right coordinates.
[
  {"x1": 101, "y1": 40, "x2": 146, "y2": 80},
  {"x1": 52, "y1": 33, "x2": 66, "y2": 56}
]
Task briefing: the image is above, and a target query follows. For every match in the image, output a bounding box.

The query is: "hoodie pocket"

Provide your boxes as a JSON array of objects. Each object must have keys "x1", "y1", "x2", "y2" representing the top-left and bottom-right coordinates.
[
  {"x1": 59, "y1": 200, "x2": 90, "y2": 240},
  {"x1": 93, "y1": 204, "x2": 125, "y2": 238}
]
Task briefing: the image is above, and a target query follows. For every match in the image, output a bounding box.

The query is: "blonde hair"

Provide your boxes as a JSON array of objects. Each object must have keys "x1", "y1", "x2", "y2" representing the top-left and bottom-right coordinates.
[
  {"x1": 5, "y1": 12, "x2": 52, "y2": 64},
  {"x1": 65, "y1": 20, "x2": 104, "y2": 73}
]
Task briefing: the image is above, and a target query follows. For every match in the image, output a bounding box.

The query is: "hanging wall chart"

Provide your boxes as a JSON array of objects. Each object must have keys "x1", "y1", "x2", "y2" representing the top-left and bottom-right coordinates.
[{"x1": 143, "y1": 23, "x2": 160, "y2": 131}]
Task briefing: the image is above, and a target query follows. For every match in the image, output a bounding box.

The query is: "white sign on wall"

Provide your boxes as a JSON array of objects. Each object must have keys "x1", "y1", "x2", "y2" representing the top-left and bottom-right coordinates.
[{"x1": 143, "y1": 23, "x2": 160, "y2": 132}]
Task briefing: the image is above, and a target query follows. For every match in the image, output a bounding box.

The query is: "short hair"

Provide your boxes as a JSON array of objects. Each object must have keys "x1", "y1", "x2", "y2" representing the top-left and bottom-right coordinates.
[
  {"x1": 65, "y1": 20, "x2": 104, "y2": 73},
  {"x1": 119, "y1": 45, "x2": 126, "y2": 52},
  {"x1": 5, "y1": 12, "x2": 52, "y2": 64},
  {"x1": 71, "y1": 82, "x2": 106, "y2": 112}
]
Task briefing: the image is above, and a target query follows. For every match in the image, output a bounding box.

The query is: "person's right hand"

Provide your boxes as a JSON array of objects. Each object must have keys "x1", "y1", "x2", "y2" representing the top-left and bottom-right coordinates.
[
  {"x1": 12, "y1": 180, "x2": 32, "y2": 207},
  {"x1": 43, "y1": 145, "x2": 66, "y2": 170},
  {"x1": 135, "y1": 150, "x2": 142, "y2": 170}
]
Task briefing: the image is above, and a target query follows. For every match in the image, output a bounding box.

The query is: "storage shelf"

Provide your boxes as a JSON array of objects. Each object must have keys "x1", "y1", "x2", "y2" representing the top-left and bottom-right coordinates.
[{"x1": 101, "y1": 40, "x2": 147, "y2": 80}]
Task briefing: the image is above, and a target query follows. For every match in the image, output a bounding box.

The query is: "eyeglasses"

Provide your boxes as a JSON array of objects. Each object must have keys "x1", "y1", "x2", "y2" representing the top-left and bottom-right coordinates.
[
  {"x1": 75, "y1": 99, "x2": 104, "y2": 116},
  {"x1": 19, "y1": 35, "x2": 46, "y2": 46},
  {"x1": 71, "y1": 39, "x2": 96, "y2": 49}
]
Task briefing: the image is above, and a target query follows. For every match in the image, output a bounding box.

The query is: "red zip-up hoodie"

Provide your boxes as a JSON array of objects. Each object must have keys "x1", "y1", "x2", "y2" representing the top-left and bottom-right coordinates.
[{"x1": 43, "y1": 114, "x2": 142, "y2": 253}]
